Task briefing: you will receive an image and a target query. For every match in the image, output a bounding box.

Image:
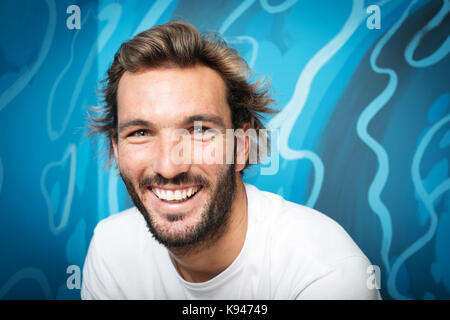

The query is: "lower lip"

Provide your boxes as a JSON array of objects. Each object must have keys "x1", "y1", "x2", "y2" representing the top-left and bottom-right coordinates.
[{"x1": 146, "y1": 187, "x2": 203, "y2": 216}]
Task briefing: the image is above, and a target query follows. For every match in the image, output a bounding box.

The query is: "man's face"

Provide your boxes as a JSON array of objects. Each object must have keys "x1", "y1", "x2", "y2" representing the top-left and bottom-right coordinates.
[{"x1": 113, "y1": 65, "x2": 242, "y2": 251}]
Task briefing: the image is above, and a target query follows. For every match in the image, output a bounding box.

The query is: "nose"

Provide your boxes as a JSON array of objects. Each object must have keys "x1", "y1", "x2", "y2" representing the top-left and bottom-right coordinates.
[{"x1": 152, "y1": 130, "x2": 192, "y2": 180}]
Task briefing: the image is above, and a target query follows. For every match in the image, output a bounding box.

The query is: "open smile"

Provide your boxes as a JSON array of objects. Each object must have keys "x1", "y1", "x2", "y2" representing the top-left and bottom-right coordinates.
[
  {"x1": 143, "y1": 181, "x2": 208, "y2": 221},
  {"x1": 151, "y1": 185, "x2": 202, "y2": 203},
  {"x1": 146, "y1": 184, "x2": 205, "y2": 216}
]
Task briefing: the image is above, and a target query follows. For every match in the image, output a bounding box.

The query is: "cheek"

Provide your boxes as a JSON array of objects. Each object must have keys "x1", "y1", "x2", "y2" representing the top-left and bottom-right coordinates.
[
  {"x1": 195, "y1": 160, "x2": 231, "y2": 189},
  {"x1": 191, "y1": 135, "x2": 233, "y2": 166},
  {"x1": 197, "y1": 163, "x2": 219, "y2": 178},
  {"x1": 117, "y1": 144, "x2": 154, "y2": 178}
]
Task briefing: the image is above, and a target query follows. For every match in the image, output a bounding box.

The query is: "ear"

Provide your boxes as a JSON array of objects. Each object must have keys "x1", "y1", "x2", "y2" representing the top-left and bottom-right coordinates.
[{"x1": 235, "y1": 122, "x2": 251, "y2": 173}]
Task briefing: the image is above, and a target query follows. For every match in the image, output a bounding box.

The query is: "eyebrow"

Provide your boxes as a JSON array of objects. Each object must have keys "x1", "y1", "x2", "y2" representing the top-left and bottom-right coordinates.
[
  {"x1": 118, "y1": 119, "x2": 155, "y2": 134},
  {"x1": 181, "y1": 114, "x2": 226, "y2": 129},
  {"x1": 117, "y1": 114, "x2": 227, "y2": 134}
]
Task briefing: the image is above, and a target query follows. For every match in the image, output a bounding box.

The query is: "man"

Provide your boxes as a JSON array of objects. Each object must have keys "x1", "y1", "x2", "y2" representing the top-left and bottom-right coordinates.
[{"x1": 82, "y1": 21, "x2": 381, "y2": 300}]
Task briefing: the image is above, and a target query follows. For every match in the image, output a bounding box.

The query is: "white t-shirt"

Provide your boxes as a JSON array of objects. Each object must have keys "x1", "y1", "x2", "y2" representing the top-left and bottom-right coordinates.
[{"x1": 81, "y1": 183, "x2": 381, "y2": 300}]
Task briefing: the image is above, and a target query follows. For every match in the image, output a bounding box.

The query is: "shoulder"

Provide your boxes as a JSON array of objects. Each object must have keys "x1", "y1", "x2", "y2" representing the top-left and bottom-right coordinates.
[
  {"x1": 246, "y1": 184, "x2": 379, "y2": 299},
  {"x1": 90, "y1": 207, "x2": 149, "y2": 256},
  {"x1": 278, "y1": 204, "x2": 365, "y2": 263},
  {"x1": 82, "y1": 207, "x2": 149, "y2": 299},
  {"x1": 94, "y1": 206, "x2": 145, "y2": 233},
  {"x1": 246, "y1": 183, "x2": 365, "y2": 262},
  {"x1": 297, "y1": 255, "x2": 382, "y2": 299},
  {"x1": 94, "y1": 207, "x2": 147, "y2": 236}
]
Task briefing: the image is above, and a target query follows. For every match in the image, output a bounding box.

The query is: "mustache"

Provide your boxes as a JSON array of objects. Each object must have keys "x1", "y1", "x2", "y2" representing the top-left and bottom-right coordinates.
[{"x1": 138, "y1": 172, "x2": 210, "y2": 189}]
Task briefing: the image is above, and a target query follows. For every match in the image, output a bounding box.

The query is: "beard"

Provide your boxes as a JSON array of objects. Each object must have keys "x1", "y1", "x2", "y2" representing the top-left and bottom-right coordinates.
[{"x1": 120, "y1": 164, "x2": 237, "y2": 255}]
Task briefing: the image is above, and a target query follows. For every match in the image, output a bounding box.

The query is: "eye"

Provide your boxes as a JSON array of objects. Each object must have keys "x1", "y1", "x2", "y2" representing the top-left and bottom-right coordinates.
[
  {"x1": 130, "y1": 129, "x2": 149, "y2": 137},
  {"x1": 191, "y1": 126, "x2": 214, "y2": 137},
  {"x1": 192, "y1": 126, "x2": 208, "y2": 134},
  {"x1": 190, "y1": 126, "x2": 221, "y2": 141}
]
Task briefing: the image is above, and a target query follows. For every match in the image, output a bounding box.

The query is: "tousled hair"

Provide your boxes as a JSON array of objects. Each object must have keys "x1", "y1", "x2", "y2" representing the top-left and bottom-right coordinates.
[{"x1": 87, "y1": 21, "x2": 276, "y2": 172}]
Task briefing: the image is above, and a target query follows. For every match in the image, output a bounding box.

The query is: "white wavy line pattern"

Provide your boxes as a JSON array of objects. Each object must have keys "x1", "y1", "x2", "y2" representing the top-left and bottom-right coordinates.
[
  {"x1": 267, "y1": 0, "x2": 368, "y2": 207},
  {"x1": 386, "y1": 0, "x2": 450, "y2": 300},
  {"x1": 0, "y1": 0, "x2": 56, "y2": 112},
  {"x1": 388, "y1": 114, "x2": 450, "y2": 300},
  {"x1": 46, "y1": 3, "x2": 122, "y2": 141},
  {"x1": 357, "y1": 0, "x2": 419, "y2": 278},
  {"x1": 40, "y1": 144, "x2": 77, "y2": 235},
  {"x1": 259, "y1": 0, "x2": 298, "y2": 13},
  {"x1": 133, "y1": 0, "x2": 174, "y2": 36},
  {"x1": 46, "y1": 9, "x2": 94, "y2": 140},
  {"x1": 404, "y1": 0, "x2": 450, "y2": 68},
  {"x1": 220, "y1": 0, "x2": 257, "y2": 34},
  {"x1": 0, "y1": 267, "x2": 53, "y2": 299}
]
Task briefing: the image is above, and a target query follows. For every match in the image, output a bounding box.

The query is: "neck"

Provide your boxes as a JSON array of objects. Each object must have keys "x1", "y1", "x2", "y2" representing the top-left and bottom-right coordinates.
[{"x1": 169, "y1": 177, "x2": 248, "y2": 283}]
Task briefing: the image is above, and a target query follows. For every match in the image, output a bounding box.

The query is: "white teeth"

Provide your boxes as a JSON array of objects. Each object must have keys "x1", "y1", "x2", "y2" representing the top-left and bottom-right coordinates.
[{"x1": 152, "y1": 186, "x2": 200, "y2": 201}]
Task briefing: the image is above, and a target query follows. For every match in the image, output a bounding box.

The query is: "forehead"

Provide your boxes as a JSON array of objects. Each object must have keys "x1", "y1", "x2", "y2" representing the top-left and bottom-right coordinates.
[{"x1": 116, "y1": 65, "x2": 231, "y2": 127}]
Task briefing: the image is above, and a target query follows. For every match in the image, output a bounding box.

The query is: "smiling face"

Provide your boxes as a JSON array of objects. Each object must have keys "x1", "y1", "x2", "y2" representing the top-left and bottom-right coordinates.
[{"x1": 113, "y1": 65, "x2": 245, "y2": 251}]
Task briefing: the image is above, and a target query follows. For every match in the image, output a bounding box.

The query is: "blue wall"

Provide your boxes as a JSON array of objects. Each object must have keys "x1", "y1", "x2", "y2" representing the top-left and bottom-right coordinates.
[{"x1": 0, "y1": 0, "x2": 449, "y2": 300}]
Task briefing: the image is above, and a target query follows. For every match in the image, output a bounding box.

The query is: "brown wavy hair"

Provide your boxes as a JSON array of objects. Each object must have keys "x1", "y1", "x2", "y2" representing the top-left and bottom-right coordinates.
[{"x1": 87, "y1": 21, "x2": 276, "y2": 172}]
